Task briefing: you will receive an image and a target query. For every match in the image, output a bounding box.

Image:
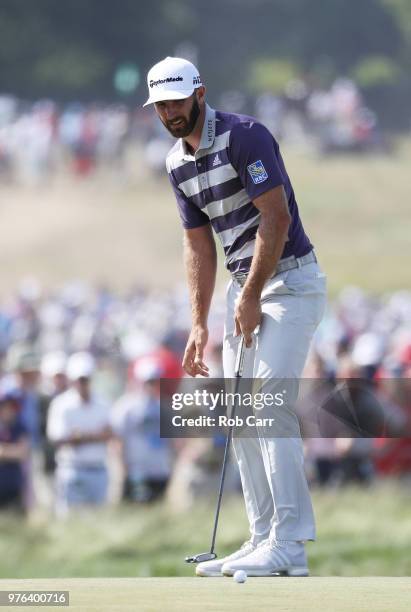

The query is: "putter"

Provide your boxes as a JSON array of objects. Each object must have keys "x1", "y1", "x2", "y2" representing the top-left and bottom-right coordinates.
[{"x1": 185, "y1": 335, "x2": 246, "y2": 563}]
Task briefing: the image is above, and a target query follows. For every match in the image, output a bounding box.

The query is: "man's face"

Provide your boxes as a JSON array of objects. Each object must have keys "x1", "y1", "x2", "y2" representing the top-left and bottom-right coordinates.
[
  {"x1": 53, "y1": 373, "x2": 68, "y2": 394},
  {"x1": 0, "y1": 401, "x2": 18, "y2": 425},
  {"x1": 155, "y1": 93, "x2": 200, "y2": 138},
  {"x1": 18, "y1": 369, "x2": 40, "y2": 390},
  {"x1": 74, "y1": 377, "x2": 91, "y2": 400}
]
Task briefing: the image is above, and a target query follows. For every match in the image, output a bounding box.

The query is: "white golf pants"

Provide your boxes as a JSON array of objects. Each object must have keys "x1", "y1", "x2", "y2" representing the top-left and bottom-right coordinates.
[{"x1": 223, "y1": 260, "x2": 327, "y2": 544}]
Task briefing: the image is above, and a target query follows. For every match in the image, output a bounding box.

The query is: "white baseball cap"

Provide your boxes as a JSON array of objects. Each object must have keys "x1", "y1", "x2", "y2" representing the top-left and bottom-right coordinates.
[
  {"x1": 41, "y1": 351, "x2": 67, "y2": 378},
  {"x1": 66, "y1": 352, "x2": 95, "y2": 381},
  {"x1": 143, "y1": 56, "x2": 202, "y2": 107}
]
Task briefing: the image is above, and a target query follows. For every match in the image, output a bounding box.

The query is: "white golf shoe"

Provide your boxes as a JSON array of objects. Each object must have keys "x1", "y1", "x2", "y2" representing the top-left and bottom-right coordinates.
[
  {"x1": 222, "y1": 540, "x2": 309, "y2": 577},
  {"x1": 196, "y1": 541, "x2": 256, "y2": 577}
]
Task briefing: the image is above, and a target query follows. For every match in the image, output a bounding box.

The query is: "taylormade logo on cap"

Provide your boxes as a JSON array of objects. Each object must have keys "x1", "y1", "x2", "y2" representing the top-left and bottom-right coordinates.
[
  {"x1": 143, "y1": 56, "x2": 202, "y2": 107},
  {"x1": 149, "y1": 76, "x2": 184, "y2": 88}
]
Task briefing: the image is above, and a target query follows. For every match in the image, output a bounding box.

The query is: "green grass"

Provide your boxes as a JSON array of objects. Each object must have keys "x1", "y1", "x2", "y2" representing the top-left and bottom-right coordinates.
[
  {"x1": 0, "y1": 141, "x2": 410, "y2": 295},
  {"x1": 0, "y1": 483, "x2": 410, "y2": 579},
  {"x1": 1, "y1": 577, "x2": 411, "y2": 612}
]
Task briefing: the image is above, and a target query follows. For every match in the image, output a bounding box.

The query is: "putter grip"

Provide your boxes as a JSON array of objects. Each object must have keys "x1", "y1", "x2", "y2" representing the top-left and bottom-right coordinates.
[{"x1": 234, "y1": 335, "x2": 245, "y2": 378}]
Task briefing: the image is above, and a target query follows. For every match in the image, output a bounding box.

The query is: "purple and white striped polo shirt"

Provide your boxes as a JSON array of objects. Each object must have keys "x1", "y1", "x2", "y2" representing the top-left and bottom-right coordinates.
[{"x1": 166, "y1": 104, "x2": 313, "y2": 274}]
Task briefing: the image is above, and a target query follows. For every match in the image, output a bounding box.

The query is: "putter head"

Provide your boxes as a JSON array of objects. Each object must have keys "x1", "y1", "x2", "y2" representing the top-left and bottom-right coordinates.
[{"x1": 185, "y1": 552, "x2": 217, "y2": 564}]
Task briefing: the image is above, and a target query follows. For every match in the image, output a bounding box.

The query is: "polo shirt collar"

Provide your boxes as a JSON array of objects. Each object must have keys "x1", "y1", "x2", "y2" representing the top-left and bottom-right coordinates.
[
  {"x1": 179, "y1": 104, "x2": 216, "y2": 160},
  {"x1": 198, "y1": 104, "x2": 216, "y2": 151}
]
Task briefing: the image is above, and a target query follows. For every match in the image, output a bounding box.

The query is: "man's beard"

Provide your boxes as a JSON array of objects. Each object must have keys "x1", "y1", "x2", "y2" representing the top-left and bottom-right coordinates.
[{"x1": 163, "y1": 96, "x2": 200, "y2": 138}]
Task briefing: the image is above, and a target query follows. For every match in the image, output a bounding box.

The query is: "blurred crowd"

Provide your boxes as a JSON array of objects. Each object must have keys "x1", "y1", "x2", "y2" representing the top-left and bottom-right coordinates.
[
  {"x1": 0, "y1": 95, "x2": 156, "y2": 185},
  {"x1": 303, "y1": 287, "x2": 411, "y2": 486},
  {"x1": 0, "y1": 78, "x2": 387, "y2": 186},
  {"x1": 255, "y1": 77, "x2": 385, "y2": 153},
  {"x1": 0, "y1": 279, "x2": 410, "y2": 516}
]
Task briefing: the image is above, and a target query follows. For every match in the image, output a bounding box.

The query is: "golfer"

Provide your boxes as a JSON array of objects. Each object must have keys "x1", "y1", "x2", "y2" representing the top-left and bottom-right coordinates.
[{"x1": 144, "y1": 57, "x2": 327, "y2": 577}]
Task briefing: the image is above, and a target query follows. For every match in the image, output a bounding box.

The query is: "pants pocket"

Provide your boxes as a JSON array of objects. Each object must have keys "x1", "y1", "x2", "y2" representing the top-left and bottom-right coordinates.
[{"x1": 260, "y1": 271, "x2": 295, "y2": 302}]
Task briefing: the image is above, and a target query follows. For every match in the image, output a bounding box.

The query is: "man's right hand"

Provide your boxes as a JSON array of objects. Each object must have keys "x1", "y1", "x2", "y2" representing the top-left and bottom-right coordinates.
[{"x1": 182, "y1": 326, "x2": 210, "y2": 377}]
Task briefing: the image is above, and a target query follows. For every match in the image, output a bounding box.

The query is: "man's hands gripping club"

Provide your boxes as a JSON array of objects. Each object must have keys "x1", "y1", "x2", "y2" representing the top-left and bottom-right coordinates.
[{"x1": 234, "y1": 291, "x2": 261, "y2": 348}]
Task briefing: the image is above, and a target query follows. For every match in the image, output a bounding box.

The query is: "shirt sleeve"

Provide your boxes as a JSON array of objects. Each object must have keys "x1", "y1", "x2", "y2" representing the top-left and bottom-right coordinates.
[
  {"x1": 228, "y1": 121, "x2": 285, "y2": 200},
  {"x1": 167, "y1": 171, "x2": 210, "y2": 229}
]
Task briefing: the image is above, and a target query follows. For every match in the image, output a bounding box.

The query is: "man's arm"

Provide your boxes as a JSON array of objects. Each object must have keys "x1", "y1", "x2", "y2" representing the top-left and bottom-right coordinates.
[
  {"x1": 182, "y1": 223, "x2": 217, "y2": 376},
  {"x1": 0, "y1": 438, "x2": 30, "y2": 461},
  {"x1": 235, "y1": 185, "x2": 291, "y2": 346},
  {"x1": 53, "y1": 426, "x2": 113, "y2": 448}
]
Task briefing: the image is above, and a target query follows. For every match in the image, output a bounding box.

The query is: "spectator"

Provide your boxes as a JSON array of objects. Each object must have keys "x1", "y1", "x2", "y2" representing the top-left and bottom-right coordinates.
[
  {"x1": 0, "y1": 390, "x2": 30, "y2": 511},
  {"x1": 5, "y1": 345, "x2": 43, "y2": 509},
  {"x1": 7, "y1": 345, "x2": 41, "y2": 446},
  {"x1": 112, "y1": 356, "x2": 171, "y2": 503},
  {"x1": 41, "y1": 351, "x2": 69, "y2": 398},
  {"x1": 40, "y1": 351, "x2": 69, "y2": 475},
  {"x1": 46, "y1": 352, "x2": 112, "y2": 515},
  {"x1": 373, "y1": 366, "x2": 411, "y2": 479}
]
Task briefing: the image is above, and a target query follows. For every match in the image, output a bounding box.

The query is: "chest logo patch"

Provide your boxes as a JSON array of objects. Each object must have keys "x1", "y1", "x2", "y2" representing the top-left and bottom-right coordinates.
[
  {"x1": 247, "y1": 160, "x2": 268, "y2": 184},
  {"x1": 212, "y1": 153, "x2": 221, "y2": 167}
]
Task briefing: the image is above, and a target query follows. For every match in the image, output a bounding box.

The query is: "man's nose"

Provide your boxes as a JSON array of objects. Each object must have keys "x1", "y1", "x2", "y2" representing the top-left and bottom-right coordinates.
[{"x1": 165, "y1": 104, "x2": 179, "y2": 120}]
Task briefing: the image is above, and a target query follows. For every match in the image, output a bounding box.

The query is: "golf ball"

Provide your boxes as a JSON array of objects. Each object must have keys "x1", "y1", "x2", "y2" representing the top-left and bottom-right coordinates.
[{"x1": 233, "y1": 570, "x2": 247, "y2": 583}]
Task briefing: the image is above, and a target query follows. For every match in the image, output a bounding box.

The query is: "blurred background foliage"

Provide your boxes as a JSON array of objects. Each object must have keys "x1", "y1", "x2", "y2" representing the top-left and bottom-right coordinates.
[{"x1": 0, "y1": 0, "x2": 410, "y2": 127}]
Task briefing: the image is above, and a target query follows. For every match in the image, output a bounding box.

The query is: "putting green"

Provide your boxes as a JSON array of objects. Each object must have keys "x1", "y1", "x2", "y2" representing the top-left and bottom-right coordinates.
[{"x1": 0, "y1": 577, "x2": 410, "y2": 611}]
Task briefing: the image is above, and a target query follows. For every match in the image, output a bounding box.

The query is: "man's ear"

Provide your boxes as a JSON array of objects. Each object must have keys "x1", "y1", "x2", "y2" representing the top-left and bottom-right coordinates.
[{"x1": 196, "y1": 86, "x2": 206, "y2": 104}]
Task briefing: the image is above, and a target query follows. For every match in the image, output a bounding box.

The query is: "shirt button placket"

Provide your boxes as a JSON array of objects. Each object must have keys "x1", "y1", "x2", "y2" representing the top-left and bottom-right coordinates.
[{"x1": 196, "y1": 155, "x2": 207, "y2": 206}]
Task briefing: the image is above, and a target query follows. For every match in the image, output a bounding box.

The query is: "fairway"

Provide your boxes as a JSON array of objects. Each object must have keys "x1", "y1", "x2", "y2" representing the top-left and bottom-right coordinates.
[{"x1": 0, "y1": 577, "x2": 410, "y2": 611}]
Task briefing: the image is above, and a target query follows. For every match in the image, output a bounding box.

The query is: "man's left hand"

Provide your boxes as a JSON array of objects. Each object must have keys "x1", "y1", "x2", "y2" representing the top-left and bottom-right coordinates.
[{"x1": 234, "y1": 292, "x2": 261, "y2": 347}]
